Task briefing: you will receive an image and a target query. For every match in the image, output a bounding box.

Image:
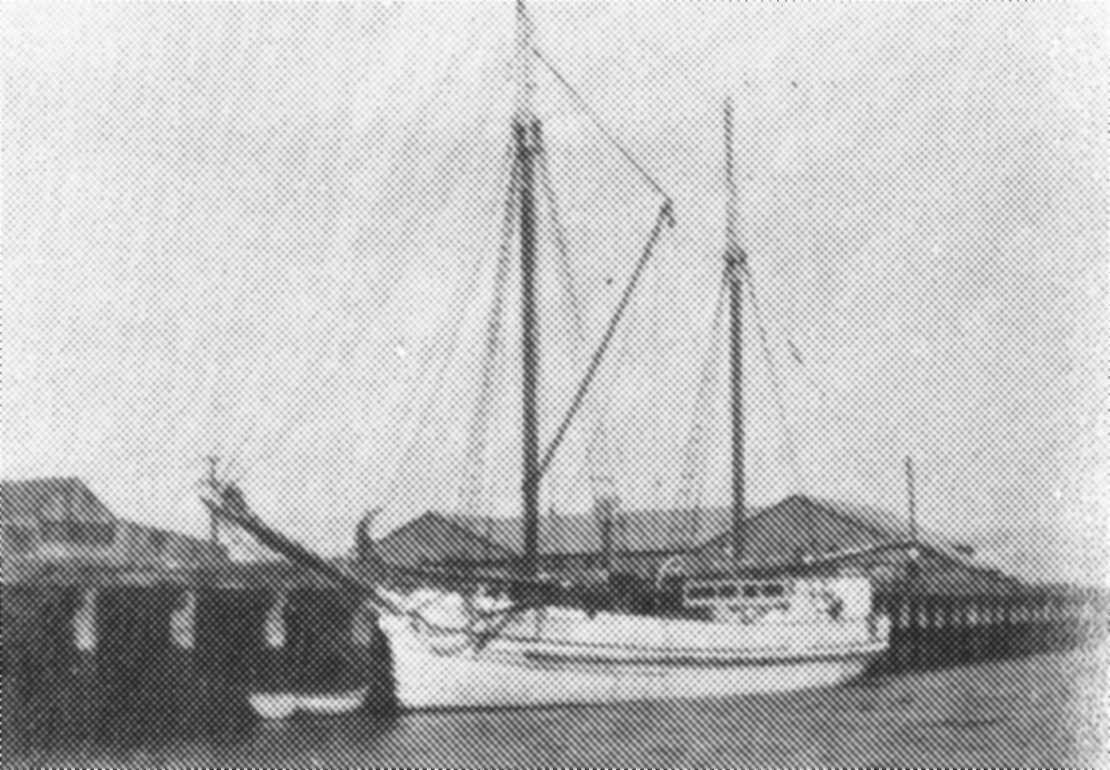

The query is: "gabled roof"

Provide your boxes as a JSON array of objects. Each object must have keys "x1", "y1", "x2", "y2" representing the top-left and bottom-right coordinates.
[
  {"x1": 422, "y1": 493, "x2": 959, "y2": 562},
  {"x1": 684, "y1": 494, "x2": 981, "y2": 573},
  {"x1": 446, "y1": 506, "x2": 741, "y2": 557},
  {"x1": 0, "y1": 477, "x2": 116, "y2": 525},
  {"x1": 376, "y1": 495, "x2": 1014, "y2": 588},
  {"x1": 681, "y1": 495, "x2": 896, "y2": 569},
  {"x1": 375, "y1": 511, "x2": 516, "y2": 567},
  {"x1": 801, "y1": 495, "x2": 976, "y2": 566}
]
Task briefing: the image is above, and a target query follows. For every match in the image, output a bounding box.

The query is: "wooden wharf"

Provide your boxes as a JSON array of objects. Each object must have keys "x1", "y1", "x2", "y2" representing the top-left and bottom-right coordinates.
[{"x1": 2, "y1": 569, "x2": 1105, "y2": 745}]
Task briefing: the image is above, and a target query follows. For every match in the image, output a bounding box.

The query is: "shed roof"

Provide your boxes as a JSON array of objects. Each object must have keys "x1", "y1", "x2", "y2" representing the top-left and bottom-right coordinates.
[
  {"x1": 0, "y1": 477, "x2": 115, "y2": 525},
  {"x1": 387, "y1": 493, "x2": 966, "y2": 566},
  {"x1": 1, "y1": 476, "x2": 226, "y2": 564},
  {"x1": 375, "y1": 511, "x2": 516, "y2": 568}
]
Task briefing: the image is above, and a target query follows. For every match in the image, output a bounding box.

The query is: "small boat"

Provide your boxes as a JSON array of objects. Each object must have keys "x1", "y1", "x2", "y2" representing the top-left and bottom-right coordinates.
[
  {"x1": 250, "y1": 691, "x2": 369, "y2": 721},
  {"x1": 204, "y1": 0, "x2": 890, "y2": 714}
]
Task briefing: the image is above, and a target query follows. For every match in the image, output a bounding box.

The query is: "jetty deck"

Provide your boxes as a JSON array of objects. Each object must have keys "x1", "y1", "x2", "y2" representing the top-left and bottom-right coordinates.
[{"x1": 3, "y1": 561, "x2": 1106, "y2": 747}]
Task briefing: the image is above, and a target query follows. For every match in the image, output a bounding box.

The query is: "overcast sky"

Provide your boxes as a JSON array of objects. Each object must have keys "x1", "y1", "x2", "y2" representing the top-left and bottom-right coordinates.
[{"x1": 3, "y1": 2, "x2": 1106, "y2": 583}]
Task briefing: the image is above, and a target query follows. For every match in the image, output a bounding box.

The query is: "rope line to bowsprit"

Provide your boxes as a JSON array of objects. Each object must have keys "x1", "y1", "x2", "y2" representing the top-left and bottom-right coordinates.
[{"x1": 205, "y1": 483, "x2": 539, "y2": 653}]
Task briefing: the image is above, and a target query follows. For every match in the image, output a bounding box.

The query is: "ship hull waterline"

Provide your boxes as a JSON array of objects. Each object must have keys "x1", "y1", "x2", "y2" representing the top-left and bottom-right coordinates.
[
  {"x1": 249, "y1": 618, "x2": 887, "y2": 715},
  {"x1": 387, "y1": 619, "x2": 884, "y2": 711}
]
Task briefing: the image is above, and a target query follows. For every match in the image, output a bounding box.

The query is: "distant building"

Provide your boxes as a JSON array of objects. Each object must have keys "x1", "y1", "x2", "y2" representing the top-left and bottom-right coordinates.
[
  {"x1": 375, "y1": 511, "x2": 517, "y2": 573},
  {"x1": 674, "y1": 495, "x2": 1020, "y2": 595},
  {"x1": 1, "y1": 477, "x2": 226, "y2": 575},
  {"x1": 373, "y1": 494, "x2": 1021, "y2": 594}
]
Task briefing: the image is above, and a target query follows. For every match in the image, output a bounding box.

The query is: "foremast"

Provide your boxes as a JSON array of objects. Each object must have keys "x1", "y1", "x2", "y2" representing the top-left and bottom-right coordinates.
[
  {"x1": 205, "y1": 1, "x2": 674, "y2": 594},
  {"x1": 515, "y1": 0, "x2": 542, "y2": 579},
  {"x1": 724, "y1": 99, "x2": 747, "y2": 572}
]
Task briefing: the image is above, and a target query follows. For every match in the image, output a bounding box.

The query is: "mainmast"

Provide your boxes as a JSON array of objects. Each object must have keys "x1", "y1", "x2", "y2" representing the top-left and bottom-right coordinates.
[
  {"x1": 516, "y1": 0, "x2": 542, "y2": 578},
  {"x1": 724, "y1": 99, "x2": 747, "y2": 572}
]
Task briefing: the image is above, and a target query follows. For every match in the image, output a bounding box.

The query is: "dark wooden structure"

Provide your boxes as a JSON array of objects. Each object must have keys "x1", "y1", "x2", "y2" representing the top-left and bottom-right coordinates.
[{"x1": 2, "y1": 558, "x2": 1105, "y2": 750}]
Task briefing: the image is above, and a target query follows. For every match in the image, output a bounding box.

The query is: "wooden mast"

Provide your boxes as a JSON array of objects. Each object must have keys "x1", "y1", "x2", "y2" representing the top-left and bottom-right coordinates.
[
  {"x1": 724, "y1": 99, "x2": 747, "y2": 572},
  {"x1": 516, "y1": 0, "x2": 542, "y2": 578}
]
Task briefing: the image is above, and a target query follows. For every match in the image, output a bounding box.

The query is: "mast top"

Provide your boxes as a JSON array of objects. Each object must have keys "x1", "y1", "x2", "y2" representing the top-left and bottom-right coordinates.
[
  {"x1": 724, "y1": 98, "x2": 745, "y2": 275},
  {"x1": 515, "y1": 0, "x2": 536, "y2": 122},
  {"x1": 725, "y1": 99, "x2": 737, "y2": 249}
]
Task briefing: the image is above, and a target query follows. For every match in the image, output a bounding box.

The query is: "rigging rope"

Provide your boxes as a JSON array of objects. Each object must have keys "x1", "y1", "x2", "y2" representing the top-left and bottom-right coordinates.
[
  {"x1": 377, "y1": 140, "x2": 517, "y2": 498},
  {"x1": 779, "y1": 327, "x2": 879, "y2": 500},
  {"x1": 457, "y1": 152, "x2": 521, "y2": 521},
  {"x1": 742, "y1": 265, "x2": 806, "y2": 493},
  {"x1": 530, "y1": 46, "x2": 671, "y2": 203},
  {"x1": 673, "y1": 269, "x2": 729, "y2": 543},
  {"x1": 537, "y1": 150, "x2": 617, "y2": 507},
  {"x1": 227, "y1": 21, "x2": 499, "y2": 484},
  {"x1": 538, "y1": 199, "x2": 674, "y2": 478},
  {"x1": 235, "y1": 104, "x2": 505, "y2": 487},
  {"x1": 378, "y1": 142, "x2": 519, "y2": 517}
]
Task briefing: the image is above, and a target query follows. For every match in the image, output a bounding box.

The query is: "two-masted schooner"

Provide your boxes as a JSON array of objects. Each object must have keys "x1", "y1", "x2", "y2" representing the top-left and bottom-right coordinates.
[{"x1": 205, "y1": 1, "x2": 890, "y2": 715}]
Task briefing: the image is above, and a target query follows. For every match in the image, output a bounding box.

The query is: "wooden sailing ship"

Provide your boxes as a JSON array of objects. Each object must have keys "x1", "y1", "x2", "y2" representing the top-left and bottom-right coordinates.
[{"x1": 204, "y1": 0, "x2": 889, "y2": 714}]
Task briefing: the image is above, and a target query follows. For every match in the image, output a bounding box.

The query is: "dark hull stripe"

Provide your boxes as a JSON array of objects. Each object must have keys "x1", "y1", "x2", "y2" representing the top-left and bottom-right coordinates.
[
  {"x1": 518, "y1": 647, "x2": 883, "y2": 669},
  {"x1": 417, "y1": 622, "x2": 886, "y2": 660},
  {"x1": 491, "y1": 631, "x2": 883, "y2": 656}
]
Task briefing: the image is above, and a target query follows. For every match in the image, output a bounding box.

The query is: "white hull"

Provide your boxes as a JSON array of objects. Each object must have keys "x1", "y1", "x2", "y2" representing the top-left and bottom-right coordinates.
[
  {"x1": 378, "y1": 606, "x2": 888, "y2": 711},
  {"x1": 244, "y1": 583, "x2": 890, "y2": 716}
]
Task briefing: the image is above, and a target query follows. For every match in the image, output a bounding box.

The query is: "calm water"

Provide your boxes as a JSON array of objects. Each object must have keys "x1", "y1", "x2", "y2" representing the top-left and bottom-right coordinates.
[{"x1": 11, "y1": 648, "x2": 1108, "y2": 768}]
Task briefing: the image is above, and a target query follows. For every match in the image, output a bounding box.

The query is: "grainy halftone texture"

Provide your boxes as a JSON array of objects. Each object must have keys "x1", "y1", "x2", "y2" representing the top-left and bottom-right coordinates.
[{"x1": 2, "y1": 2, "x2": 1106, "y2": 766}]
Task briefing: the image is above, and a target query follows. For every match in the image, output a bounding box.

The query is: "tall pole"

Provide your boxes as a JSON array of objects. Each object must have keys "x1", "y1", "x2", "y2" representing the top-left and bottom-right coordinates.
[
  {"x1": 205, "y1": 455, "x2": 220, "y2": 545},
  {"x1": 516, "y1": 0, "x2": 542, "y2": 577},
  {"x1": 905, "y1": 456, "x2": 918, "y2": 545},
  {"x1": 725, "y1": 99, "x2": 747, "y2": 572}
]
